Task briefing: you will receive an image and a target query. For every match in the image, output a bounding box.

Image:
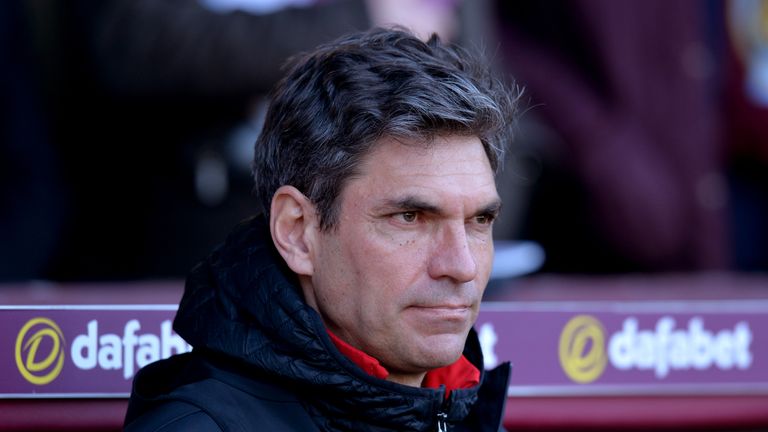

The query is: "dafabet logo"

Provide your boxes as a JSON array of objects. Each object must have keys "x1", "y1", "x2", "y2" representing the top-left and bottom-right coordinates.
[
  {"x1": 15, "y1": 317, "x2": 66, "y2": 385},
  {"x1": 558, "y1": 315, "x2": 607, "y2": 383},
  {"x1": 13, "y1": 316, "x2": 191, "y2": 387},
  {"x1": 559, "y1": 315, "x2": 754, "y2": 383}
]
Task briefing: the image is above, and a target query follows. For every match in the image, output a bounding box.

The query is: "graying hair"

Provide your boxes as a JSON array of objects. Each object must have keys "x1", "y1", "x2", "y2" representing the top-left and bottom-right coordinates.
[{"x1": 253, "y1": 28, "x2": 518, "y2": 230}]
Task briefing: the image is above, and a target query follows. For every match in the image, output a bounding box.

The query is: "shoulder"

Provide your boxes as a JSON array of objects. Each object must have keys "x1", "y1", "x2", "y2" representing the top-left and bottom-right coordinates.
[
  {"x1": 126, "y1": 351, "x2": 320, "y2": 431},
  {"x1": 124, "y1": 400, "x2": 221, "y2": 432},
  {"x1": 127, "y1": 374, "x2": 320, "y2": 432}
]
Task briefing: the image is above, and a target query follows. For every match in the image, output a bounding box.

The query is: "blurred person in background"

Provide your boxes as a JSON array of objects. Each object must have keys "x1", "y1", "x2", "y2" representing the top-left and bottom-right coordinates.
[
  {"x1": 493, "y1": 0, "x2": 768, "y2": 273},
  {"x1": 724, "y1": 0, "x2": 768, "y2": 271},
  {"x1": 0, "y1": 0, "x2": 461, "y2": 281}
]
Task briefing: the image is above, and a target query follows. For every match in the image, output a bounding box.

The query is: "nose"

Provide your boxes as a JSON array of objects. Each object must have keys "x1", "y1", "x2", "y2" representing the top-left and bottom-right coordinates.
[{"x1": 427, "y1": 222, "x2": 478, "y2": 283}]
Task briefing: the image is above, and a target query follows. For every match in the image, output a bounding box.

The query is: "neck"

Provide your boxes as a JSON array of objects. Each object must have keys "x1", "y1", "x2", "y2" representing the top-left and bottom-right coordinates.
[{"x1": 386, "y1": 370, "x2": 427, "y2": 387}]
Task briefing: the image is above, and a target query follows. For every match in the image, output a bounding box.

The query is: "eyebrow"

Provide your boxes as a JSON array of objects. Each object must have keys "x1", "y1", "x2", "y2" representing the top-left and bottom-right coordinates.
[
  {"x1": 478, "y1": 200, "x2": 503, "y2": 217},
  {"x1": 379, "y1": 195, "x2": 502, "y2": 217}
]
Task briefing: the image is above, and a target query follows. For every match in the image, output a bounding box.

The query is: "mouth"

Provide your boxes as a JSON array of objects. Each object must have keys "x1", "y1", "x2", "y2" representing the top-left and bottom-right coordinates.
[
  {"x1": 403, "y1": 305, "x2": 473, "y2": 335},
  {"x1": 406, "y1": 304, "x2": 473, "y2": 321},
  {"x1": 409, "y1": 300, "x2": 473, "y2": 310},
  {"x1": 416, "y1": 304, "x2": 470, "y2": 311}
]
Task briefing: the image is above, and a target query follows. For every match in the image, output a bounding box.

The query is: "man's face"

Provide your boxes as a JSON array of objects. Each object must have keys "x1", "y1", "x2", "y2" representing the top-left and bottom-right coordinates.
[{"x1": 304, "y1": 135, "x2": 500, "y2": 379}]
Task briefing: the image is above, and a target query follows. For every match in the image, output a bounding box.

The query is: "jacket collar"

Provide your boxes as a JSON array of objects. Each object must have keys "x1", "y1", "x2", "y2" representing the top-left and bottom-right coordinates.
[{"x1": 327, "y1": 329, "x2": 481, "y2": 398}]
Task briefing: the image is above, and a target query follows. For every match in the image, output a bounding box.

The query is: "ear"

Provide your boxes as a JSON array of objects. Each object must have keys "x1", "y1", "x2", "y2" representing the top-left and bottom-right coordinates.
[{"x1": 270, "y1": 186, "x2": 317, "y2": 277}]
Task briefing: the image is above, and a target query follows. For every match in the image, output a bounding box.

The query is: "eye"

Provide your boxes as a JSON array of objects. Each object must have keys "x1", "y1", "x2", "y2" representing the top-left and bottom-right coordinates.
[
  {"x1": 475, "y1": 214, "x2": 495, "y2": 225},
  {"x1": 396, "y1": 211, "x2": 419, "y2": 223}
]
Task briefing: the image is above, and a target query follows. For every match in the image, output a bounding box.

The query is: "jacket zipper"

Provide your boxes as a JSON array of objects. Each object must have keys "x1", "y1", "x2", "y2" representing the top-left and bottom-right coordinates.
[
  {"x1": 436, "y1": 386, "x2": 451, "y2": 432},
  {"x1": 436, "y1": 411, "x2": 448, "y2": 432}
]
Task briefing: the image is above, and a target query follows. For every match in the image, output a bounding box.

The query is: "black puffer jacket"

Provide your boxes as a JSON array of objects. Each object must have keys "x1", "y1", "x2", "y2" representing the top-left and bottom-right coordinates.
[{"x1": 124, "y1": 216, "x2": 511, "y2": 431}]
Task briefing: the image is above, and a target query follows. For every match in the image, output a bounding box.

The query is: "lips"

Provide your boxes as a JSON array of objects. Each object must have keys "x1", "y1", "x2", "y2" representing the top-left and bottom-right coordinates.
[
  {"x1": 406, "y1": 304, "x2": 473, "y2": 322},
  {"x1": 417, "y1": 304, "x2": 470, "y2": 310},
  {"x1": 408, "y1": 299, "x2": 474, "y2": 311}
]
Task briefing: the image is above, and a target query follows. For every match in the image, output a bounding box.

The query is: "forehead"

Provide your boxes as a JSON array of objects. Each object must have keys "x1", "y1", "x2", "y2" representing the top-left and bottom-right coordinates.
[{"x1": 344, "y1": 135, "x2": 499, "y2": 209}]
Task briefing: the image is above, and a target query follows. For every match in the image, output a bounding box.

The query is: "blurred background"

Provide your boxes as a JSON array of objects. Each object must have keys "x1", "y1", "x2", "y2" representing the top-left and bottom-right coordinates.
[
  {"x1": 1, "y1": 0, "x2": 475, "y2": 281},
  {"x1": 2, "y1": 0, "x2": 768, "y2": 281},
  {"x1": 2, "y1": 0, "x2": 768, "y2": 430}
]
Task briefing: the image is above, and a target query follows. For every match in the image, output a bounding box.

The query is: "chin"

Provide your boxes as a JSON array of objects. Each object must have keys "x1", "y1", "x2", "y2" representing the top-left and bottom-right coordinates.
[{"x1": 418, "y1": 334, "x2": 467, "y2": 367}]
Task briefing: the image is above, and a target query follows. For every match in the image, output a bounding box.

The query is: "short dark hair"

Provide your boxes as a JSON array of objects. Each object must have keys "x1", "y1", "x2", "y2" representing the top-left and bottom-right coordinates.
[{"x1": 253, "y1": 27, "x2": 518, "y2": 230}]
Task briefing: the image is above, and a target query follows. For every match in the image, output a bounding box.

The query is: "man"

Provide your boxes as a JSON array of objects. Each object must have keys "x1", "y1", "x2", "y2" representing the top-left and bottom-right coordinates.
[{"x1": 124, "y1": 28, "x2": 517, "y2": 431}]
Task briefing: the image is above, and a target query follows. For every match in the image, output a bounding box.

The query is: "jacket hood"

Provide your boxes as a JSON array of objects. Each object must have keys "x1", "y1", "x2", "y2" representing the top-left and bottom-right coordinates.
[{"x1": 171, "y1": 215, "x2": 508, "y2": 431}]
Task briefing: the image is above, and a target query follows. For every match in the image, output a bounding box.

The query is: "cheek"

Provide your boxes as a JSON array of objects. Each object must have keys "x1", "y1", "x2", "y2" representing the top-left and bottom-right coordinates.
[
  {"x1": 365, "y1": 236, "x2": 430, "y2": 283},
  {"x1": 472, "y1": 238, "x2": 495, "y2": 277},
  {"x1": 349, "y1": 241, "x2": 429, "y2": 316},
  {"x1": 313, "y1": 240, "x2": 358, "y2": 306},
  {"x1": 321, "y1": 237, "x2": 384, "y2": 306}
]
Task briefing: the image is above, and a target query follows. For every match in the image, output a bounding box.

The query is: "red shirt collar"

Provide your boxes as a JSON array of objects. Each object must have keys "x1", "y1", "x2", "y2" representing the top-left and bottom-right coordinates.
[{"x1": 327, "y1": 330, "x2": 480, "y2": 397}]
